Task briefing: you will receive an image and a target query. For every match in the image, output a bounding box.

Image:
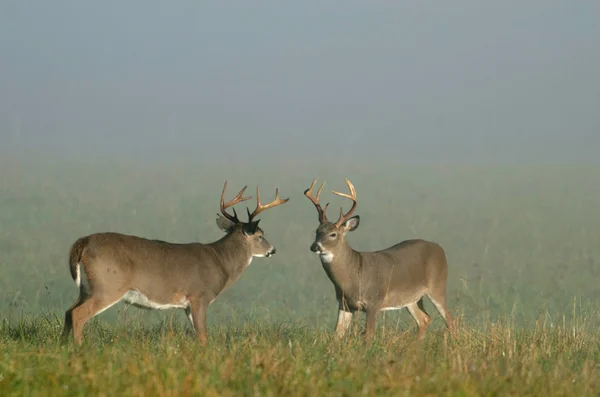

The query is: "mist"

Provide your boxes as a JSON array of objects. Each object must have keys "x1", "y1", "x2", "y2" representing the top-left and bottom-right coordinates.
[{"x1": 1, "y1": 1, "x2": 598, "y2": 165}]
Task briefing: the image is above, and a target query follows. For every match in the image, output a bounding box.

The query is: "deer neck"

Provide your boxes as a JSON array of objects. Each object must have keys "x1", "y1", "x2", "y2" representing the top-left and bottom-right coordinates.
[
  {"x1": 320, "y1": 243, "x2": 361, "y2": 290},
  {"x1": 210, "y1": 233, "x2": 253, "y2": 285}
]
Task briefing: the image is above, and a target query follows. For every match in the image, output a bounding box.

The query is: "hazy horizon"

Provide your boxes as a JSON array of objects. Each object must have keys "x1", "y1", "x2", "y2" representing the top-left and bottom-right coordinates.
[{"x1": 1, "y1": 1, "x2": 599, "y2": 165}]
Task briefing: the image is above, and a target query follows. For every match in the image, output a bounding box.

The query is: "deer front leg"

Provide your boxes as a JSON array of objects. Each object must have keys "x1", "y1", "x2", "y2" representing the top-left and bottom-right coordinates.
[
  {"x1": 334, "y1": 307, "x2": 354, "y2": 338},
  {"x1": 189, "y1": 298, "x2": 209, "y2": 346},
  {"x1": 364, "y1": 307, "x2": 380, "y2": 342}
]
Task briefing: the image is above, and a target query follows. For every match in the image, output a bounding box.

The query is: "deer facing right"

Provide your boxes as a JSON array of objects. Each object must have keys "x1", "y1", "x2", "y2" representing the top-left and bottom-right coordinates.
[
  {"x1": 61, "y1": 181, "x2": 288, "y2": 346},
  {"x1": 303, "y1": 178, "x2": 454, "y2": 341}
]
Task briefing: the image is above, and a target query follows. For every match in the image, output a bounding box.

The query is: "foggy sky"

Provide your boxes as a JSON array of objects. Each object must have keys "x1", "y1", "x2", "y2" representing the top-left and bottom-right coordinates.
[{"x1": 1, "y1": 1, "x2": 599, "y2": 164}]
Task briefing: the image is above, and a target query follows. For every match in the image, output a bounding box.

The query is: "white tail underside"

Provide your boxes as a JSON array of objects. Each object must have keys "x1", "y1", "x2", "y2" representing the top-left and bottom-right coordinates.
[{"x1": 74, "y1": 263, "x2": 81, "y2": 288}]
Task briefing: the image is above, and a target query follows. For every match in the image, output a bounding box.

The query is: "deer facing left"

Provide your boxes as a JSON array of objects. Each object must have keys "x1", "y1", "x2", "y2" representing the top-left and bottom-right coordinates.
[{"x1": 61, "y1": 182, "x2": 289, "y2": 346}]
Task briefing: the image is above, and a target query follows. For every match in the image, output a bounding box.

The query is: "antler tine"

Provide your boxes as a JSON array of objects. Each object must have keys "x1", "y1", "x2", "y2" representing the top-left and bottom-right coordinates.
[
  {"x1": 331, "y1": 177, "x2": 358, "y2": 228},
  {"x1": 247, "y1": 186, "x2": 290, "y2": 222},
  {"x1": 303, "y1": 177, "x2": 329, "y2": 223},
  {"x1": 220, "y1": 181, "x2": 252, "y2": 223}
]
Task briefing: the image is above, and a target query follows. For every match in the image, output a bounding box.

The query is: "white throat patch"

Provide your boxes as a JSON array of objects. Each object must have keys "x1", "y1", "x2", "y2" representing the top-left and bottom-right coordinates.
[{"x1": 320, "y1": 252, "x2": 334, "y2": 263}]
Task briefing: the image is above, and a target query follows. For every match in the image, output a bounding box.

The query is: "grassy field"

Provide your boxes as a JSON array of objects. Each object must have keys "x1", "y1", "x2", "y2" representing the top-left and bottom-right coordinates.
[
  {"x1": 1, "y1": 316, "x2": 598, "y2": 396},
  {"x1": 1, "y1": 158, "x2": 600, "y2": 395}
]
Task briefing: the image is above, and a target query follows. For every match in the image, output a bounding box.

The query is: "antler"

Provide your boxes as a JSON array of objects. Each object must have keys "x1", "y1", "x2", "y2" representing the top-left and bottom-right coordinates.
[
  {"x1": 303, "y1": 177, "x2": 329, "y2": 223},
  {"x1": 332, "y1": 178, "x2": 358, "y2": 228},
  {"x1": 220, "y1": 181, "x2": 252, "y2": 223},
  {"x1": 246, "y1": 186, "x2": 290, "y2": 222}
]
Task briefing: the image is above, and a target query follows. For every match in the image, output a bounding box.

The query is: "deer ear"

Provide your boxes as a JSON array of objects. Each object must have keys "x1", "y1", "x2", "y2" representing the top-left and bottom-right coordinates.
[
  {"x1": 216, "y1": 214, "x2": 236, "y2": 233},
  {"x1": 341, "y1": 215, "x2": 360, "y2": 233},
  {"x1": 243, "y1": 219, "x2": 261, "y2": 236}
]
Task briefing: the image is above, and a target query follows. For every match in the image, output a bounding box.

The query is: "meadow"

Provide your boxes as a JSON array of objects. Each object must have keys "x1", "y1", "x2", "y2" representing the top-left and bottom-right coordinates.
[{"x1": 1, "y1": 157, "x2": 599, "y2": 396}]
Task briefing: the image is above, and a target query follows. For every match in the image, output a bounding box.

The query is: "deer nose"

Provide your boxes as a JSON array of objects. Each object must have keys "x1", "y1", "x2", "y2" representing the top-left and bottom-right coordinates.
[{"x1": 310, "y1": 243, "x2": 320, "y2": 253}]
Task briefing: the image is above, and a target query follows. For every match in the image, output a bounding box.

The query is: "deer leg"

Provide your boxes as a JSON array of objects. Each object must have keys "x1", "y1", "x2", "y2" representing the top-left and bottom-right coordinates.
[
  {"x1": 70, "y1": 293, "x2": 123, "y2": 346},
  {"x1": 61, "y1": 292, "x2": 85, "y2": 344},
  {"x1": 364, "y1": 308, "x2": 380, "y2": 342},
  {"x1": 406, "y1": 301, "x2": 431, "y2": 340},
  {"x1": 427, "y1": 289, "x2": 454, "y2": 336},
  {"x1": 185, "y1": 306, "x2": 195, "y2": 327},
  {"x1": 334, "y1": 308, "x2": 354, "y2": 338},
  {"x1": 189, "y1": 299, "x2": 209, "y2": 346},
  {"x1": 417, "y1": 297, "x2": 430, "y2": 318}
]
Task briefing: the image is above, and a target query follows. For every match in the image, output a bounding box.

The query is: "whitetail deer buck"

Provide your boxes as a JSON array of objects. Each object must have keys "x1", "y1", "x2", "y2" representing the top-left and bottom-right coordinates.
[
  {"x1": 61, "y1": 182, "x2": 289, "y2": 346},
  {"x1": 303, "y1": 178, "x2": 454, "y2": 341}
]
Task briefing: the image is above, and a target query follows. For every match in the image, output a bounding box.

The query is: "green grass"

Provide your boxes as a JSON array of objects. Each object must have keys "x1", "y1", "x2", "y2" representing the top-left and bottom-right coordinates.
[
  {"x1": 1, "y1": 158, "x2": 600, "y2": 395},
  {"x1": 1, "y1": 315, "x2": 599, "y2": 396}
]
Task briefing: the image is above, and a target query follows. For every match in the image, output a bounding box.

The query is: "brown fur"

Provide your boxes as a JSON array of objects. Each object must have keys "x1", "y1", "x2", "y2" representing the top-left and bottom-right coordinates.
[
  {"x1": 305, "y1": 178, "x2": 454, "y2": 341},
  {"x1": 69, "y1": 236, "x2": 89, "y2": 283},
  {"x1": 61, "y1": 183, "x2": 288, "y2": 346}
]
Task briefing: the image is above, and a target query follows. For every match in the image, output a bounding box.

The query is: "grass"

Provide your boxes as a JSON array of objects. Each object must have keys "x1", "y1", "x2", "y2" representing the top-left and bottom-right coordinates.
[
  {"x1": 1, "y1": 314, "x2": 599, "y2": 396},
  {"x1": 1, "y1": 157, "x2": 600, "y2": 395}
]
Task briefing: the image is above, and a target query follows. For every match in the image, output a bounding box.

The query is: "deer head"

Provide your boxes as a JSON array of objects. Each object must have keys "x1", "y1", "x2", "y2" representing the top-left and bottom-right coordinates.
[
  {"x1": 303, "y1": 177, "x2": 359, "y2": 260},
  {"x1": 217, "y1": 181, "x2": 289, "y2": 257}
]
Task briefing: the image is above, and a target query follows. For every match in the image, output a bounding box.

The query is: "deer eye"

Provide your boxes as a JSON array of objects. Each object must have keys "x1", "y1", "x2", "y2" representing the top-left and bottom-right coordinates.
[{"x1": 329, "y1": 232, "x2": 337, "y2": 238}]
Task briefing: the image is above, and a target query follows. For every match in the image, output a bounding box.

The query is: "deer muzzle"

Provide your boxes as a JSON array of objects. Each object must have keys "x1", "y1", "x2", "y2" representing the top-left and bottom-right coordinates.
[{"x1": 310, "y1": 242, "x2": 322, "y2": 253}]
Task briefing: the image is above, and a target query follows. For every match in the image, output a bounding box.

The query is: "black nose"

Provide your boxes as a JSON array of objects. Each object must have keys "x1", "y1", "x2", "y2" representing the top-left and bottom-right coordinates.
[
  {"x1": 310, "y1": 243, "x2": 319, "y2": 252},
  {"x1": 271, "y1": 248, "x2": 276, "y2": 255}
]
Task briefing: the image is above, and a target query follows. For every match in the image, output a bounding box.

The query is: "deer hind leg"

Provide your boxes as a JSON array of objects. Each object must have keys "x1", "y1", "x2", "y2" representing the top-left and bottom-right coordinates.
[
  {"x1": 406, "y1": 300, "x2": 431, "y2": 340},
  {"x1": 61, "y1": 291, "x2": 86, "y2": 344},
  {"x1": 427, "y1": 285, "x2": 454, "y2": 336},
  {"x1": 70, "y1": 292, "x2": 123, "y2": 346}
]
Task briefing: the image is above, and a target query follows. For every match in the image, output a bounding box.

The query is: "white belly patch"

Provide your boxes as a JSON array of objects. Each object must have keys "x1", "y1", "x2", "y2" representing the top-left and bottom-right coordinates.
[
  {"x1": 380, "y1": 305, "x2": 407, "y2": 312},
  {"x1": 121, "y1": 290, "x2": 188, "y2": 310}
]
